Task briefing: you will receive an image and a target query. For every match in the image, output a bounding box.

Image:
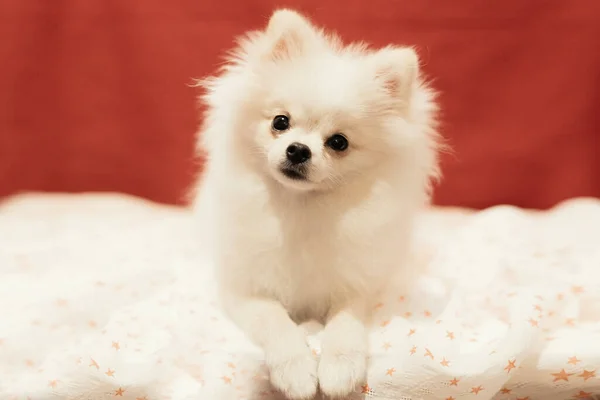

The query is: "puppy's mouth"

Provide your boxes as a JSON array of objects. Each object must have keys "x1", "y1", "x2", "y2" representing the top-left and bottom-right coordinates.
[{"x1": 279, "y1": 164, "x2": 308, "y2": 181}]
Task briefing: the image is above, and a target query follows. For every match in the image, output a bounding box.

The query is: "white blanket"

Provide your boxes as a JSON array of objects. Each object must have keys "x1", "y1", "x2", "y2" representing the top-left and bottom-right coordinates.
[{"x1": 0, "y1": 193, "x2": 598, "y2": 400}]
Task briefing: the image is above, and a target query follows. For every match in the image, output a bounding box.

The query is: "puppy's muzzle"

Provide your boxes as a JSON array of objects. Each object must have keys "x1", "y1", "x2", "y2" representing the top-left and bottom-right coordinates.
[
  {"x1": 280, "y1": 142, "x2": 310, "y2": 180},
  {"x1": 286, "y1": 142, "x2": 311, "y2": 165}
]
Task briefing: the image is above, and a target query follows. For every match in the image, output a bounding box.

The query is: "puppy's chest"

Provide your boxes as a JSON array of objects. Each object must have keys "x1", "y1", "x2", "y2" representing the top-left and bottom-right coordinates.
[
  {"x1": 242, "y1": 209, "x2": 372, "y2": 310},
  {"x1": 259, "y1": 238, "x2": 344, "y2": 317},
  {"x1": 253, "y1": 216, "x2": 342, "y2": 280}
]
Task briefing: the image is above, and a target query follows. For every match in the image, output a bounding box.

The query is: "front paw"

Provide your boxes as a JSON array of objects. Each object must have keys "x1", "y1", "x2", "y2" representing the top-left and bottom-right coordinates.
[
  {"x1": 267, "y1": 347, "x2": 318, "y2": 400},
  {"x1": 318, "y1": 348, "x2": 367, "y2": 398}
]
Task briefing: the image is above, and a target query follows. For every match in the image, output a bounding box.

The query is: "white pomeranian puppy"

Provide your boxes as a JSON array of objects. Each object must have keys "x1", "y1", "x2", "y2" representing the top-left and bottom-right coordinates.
[{"x1": 193, "y1": 9, "x2": 440, "y2": 400}]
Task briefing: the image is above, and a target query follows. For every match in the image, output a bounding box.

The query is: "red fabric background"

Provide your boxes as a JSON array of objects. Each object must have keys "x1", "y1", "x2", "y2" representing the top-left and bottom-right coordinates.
[{"x1": 1, "y1": 0, "x2": 599, "y2": 209}]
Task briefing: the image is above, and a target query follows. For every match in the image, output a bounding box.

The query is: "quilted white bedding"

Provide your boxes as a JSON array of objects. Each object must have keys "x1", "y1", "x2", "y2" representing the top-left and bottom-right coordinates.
[{"x1": 0, "y1": 193, "x2": 599, "y2": 400}]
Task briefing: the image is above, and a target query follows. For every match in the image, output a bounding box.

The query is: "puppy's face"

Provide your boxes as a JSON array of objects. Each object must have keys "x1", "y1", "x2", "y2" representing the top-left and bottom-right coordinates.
[
  {"x1": 253, "y1": 60, "x2": 403, "y2": 192},
  {"x1": 207, "y1": 10, "x2": 430, "y2": 193}
]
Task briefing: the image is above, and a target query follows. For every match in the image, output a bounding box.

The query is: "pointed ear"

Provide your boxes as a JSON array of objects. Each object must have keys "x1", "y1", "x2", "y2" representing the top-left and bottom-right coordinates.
[
  {"x1": 264, "y1": 9, "x2": 317, "y2": 60},
  {"x1": 372, "y1": 46, "x2": 420, "y2": 103}
]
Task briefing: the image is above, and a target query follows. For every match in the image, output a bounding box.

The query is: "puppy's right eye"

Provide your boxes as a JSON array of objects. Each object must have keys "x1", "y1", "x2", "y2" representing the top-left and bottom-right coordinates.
[{"x1": 272, "y1": 115, "x2": 290, "y2": 131}]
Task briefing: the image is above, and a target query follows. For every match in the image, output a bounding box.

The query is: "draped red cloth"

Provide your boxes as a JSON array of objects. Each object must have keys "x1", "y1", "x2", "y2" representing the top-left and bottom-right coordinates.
[{"x1": 1, "y1": 0, "x2": 599, "y2": 209}]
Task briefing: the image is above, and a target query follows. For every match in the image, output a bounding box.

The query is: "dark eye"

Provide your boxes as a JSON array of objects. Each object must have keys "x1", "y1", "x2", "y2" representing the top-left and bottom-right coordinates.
[
  {"x1": 325, "y1": 134, "x2": 349, "y2": 152},
  {"x1": 272, "y1": 115, "x2": 290, "y2": 131}
]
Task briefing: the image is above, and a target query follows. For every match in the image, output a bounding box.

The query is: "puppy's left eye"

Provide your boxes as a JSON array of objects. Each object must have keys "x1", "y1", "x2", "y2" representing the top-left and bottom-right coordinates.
[
  {"x1": 325, "y1": 134, "x2": 349, "y2": 152},
  {"x1": 272, "y1": 115, "x2": 290, "y2": 131}
]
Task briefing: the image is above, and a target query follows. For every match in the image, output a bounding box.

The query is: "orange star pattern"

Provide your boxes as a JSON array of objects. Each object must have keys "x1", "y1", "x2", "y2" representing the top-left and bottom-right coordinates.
[
  {"x1": 440, "y1": 358, "x2": 450, "y2": 367},
  {"x1": 528, "y1": 318, "x2": 539, "y2": 327},
  {"x1": 567, "y1": 356, "x2": 581, "y2": 365},
  {"x1": 408, "y1": 329, "x2": 416, "y2": 336},
  {"x1": 48, "y1": 380, "x2": 58, "y2": 388},
  {"x1": 114, "y1": 388, "x2": 125, "y2": 396},
  {"x1": 449, "y1": 378, "x2": 460, "y2": 386},
  {"x1": 105, "y1": 369, "x2": 115, "y2": 377},
  {"x1": 386, "y1": 368, "x2": 396, "y2": 376},
  {"x1": 565, "y1": 318, "x2": 576, "y2": 326},
  {"x1": 471, "y1": 386, "x2": 484, "y2": 395},
  {"x1": 361, "y1": 384, "x2": 371, "y2": 394},
  {"x1": 578, "y1": 369, "x2": 596, "y2": 381},
  {"x1": 500, "y1": 388, "x2": 511, "y2": 394},
  {"x1": 424, "y1": 348, "x2": 434, "y2": 360},
  {"x1": 423, "y1": 310, "x2": 432, "y2": 317},
  {"x1": 55, "y1": 299, "x2": 68, "y2": 307},
  {"x1": 380, "y1": 319, "x2": 390, "y2": 327},
  {"x1": 221, "y1": 376, "x2": 232, "y2": 384},
  {"x1": 571, "y1": 286, "x2": 584, "y2": 294},
  {"x1": 409, "y1": 346, "x2": 417, "y2": 355},
  {"x1": 374, "y1": 302, "x2": 384, "y2": 309},
  {"x1": 382, "y1": 342, "x2": 392, "y2": 351},
  {"x1": 112, "y1": 341, "x2": 120, "y2": 351},
  {"x1": 446, "y1": 397, "x2": 455, "y2": 400},
  {"x1": 252, "y1": 373, "x2": 266, "y2": 382},
  {"x1": 398, "y1": 295, "x2": 405, "y2": 302},
  {"x1": 446, "y1": 331, "x2": 455, "y2": 340},
  {"x1": 504, "y1": 359, "x2": 516, "y2": 373},
  {"x1": 551, "y1": 369, "x2": 574, "y2": 382},
  {"x1": 574, "y1": 391, "x2": 593, "y2": 399},
  {"x1": 227, "y1": 362, "x2": 236, "y2": 369},
  {"x1": 557, "y1": 293, "x2": 565, "y2": 300},
  {"x1": 533, "y1": 304, "x2": 543, "y2": 312},
  {"x1": 404, "y1": 311, "x2": 412, "y2": 318}
]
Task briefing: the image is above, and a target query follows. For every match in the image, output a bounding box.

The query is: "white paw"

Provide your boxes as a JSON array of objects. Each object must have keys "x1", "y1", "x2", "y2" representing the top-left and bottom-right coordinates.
[
  {"x1": 268, "y1": 348, "x2": 318, "y2": 400},
  {"x1": 318, "y1": 349, "x2": 367, "y2": 398}
]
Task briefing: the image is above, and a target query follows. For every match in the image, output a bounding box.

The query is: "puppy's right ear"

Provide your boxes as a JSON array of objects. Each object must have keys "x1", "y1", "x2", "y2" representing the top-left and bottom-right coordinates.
[
  {"x1": 371, "y1": 46, "x2": 420, "y2": 103},
  {"x1": 264, "y1": 9, "x2": 317, "y2": 60}
]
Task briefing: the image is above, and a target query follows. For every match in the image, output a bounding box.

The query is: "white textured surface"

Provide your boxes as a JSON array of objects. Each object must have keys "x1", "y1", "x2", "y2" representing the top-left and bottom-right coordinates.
[{"x1": 0, "y1": 193, "x2": 599, "y2": 400}]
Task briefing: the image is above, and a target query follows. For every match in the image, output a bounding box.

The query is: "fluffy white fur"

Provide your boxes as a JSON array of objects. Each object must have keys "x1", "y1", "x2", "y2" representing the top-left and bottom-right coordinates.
[{"x1": 193, "y1": 9, "x2": 440, "y2": 400}]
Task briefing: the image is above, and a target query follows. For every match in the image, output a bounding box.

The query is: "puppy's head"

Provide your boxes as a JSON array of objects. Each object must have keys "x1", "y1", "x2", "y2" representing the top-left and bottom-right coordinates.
[{"x1": 201, "y1": 10, "x2": 439, "y2": 194}]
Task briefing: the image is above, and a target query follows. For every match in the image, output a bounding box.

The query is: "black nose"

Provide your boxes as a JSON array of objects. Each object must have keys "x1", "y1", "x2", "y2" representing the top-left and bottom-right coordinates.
[{"x1": 286, "y1": 142, "x2": 311, "y2": 164}]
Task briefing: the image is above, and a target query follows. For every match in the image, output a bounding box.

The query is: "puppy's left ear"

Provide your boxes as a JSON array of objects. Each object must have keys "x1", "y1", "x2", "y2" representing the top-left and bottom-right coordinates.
[
  {"x1": 264, "y1": 9, "x2": 318, "y2": 60},
  {"x1": 371, "y1": 46, "x2": 420, "y2": 104}
]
